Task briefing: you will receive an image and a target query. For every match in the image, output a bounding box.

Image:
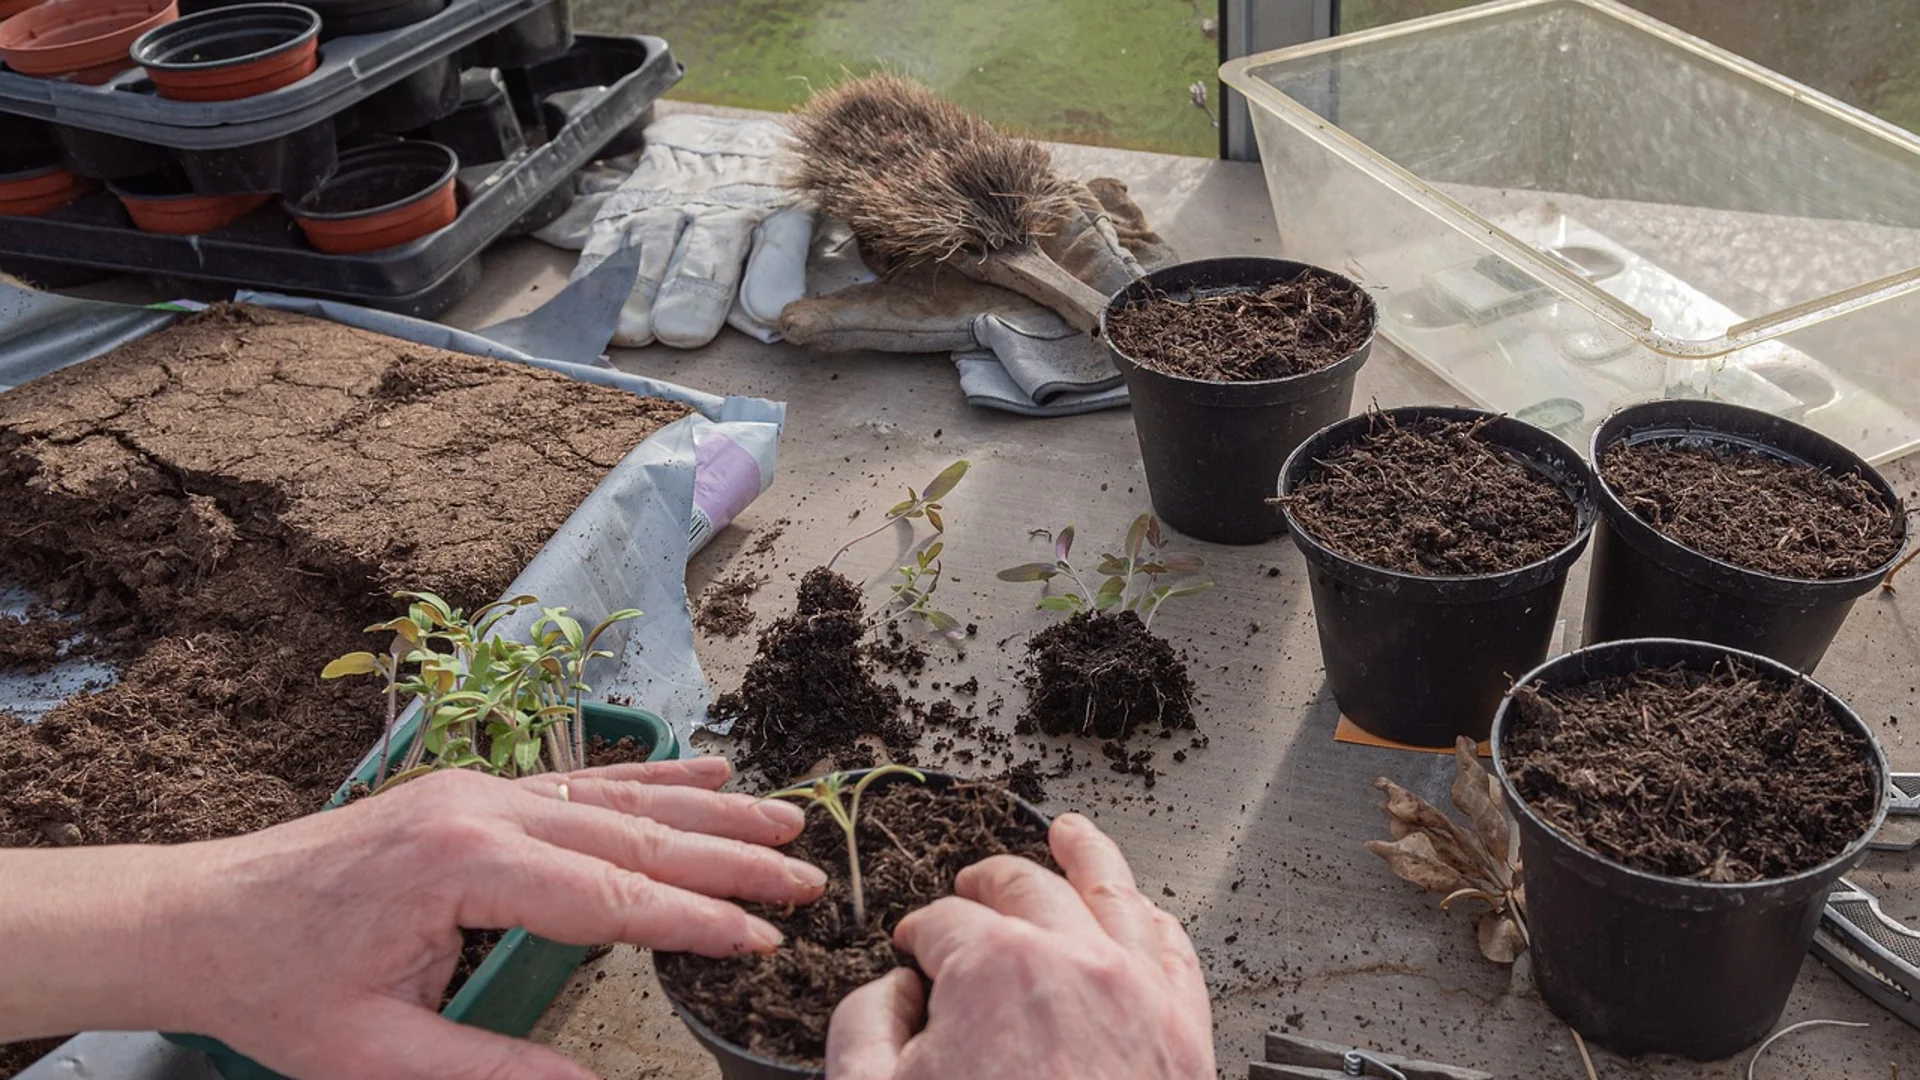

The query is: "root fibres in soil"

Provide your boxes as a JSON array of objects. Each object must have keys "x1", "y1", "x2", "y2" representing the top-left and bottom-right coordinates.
[
  {"x1": 655, "y1": 779, "x2": 1052, "y2": 1067},
  {"x1": 710, "y1": 567, "x2": 916, "y2": 783},
  {"x1": 1602, "y1": 439, "x2": 1902, "y2": 580},
  {"x1": 0, "y1": 303, "x2": 689, "y2": 848},
  {"x1": 1503, "y1": 661, "x2": 1878, "y2": 883},
  {"x1": 1104, "y1": 267, "x2": 1373, "y2": 382},
  {"x1": 1285, "y1": 414, "x2": 1580, "y2": 576},
  {"x1": 1015, "y1": 610, "x2": 1194, "y2": 740}
]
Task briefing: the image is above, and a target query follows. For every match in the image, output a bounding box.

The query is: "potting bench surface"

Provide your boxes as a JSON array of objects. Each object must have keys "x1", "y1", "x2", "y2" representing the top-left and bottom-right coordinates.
[{"x1": 67, "y1": 106, "x2": 1920, "y2": 1077}]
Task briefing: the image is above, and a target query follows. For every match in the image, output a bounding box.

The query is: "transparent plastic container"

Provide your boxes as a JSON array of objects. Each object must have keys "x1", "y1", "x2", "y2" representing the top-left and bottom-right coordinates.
[{"x1": 1221, "y1": 0, "x2": 1920, "y2": 463}]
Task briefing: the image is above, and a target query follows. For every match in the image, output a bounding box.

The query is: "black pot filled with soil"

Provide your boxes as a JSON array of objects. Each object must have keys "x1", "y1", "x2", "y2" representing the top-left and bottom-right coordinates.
[
  {"x1": 654, "y1": 768, "x2": 1053, "y2": 1080},
  {"x1": 1583, "y1": 400, "x2": 1906, "y2": 672},
  {"x1": 1102, "y1": 257, "x2": 1376, "y2": 545},
  {"x1": 1277, "y1": 407, "x2": 1595, "y2": 746},
  {"x1": 1493, "y1": 637, "x2": 1888, "y2": 1059}
]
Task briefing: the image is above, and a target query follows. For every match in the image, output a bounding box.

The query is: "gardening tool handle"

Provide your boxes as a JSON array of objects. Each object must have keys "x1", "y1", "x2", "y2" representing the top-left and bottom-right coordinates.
[
  {"x1": 964, "y1": 244, "x2": 1110, "y2": 334},
  {"x1": 1811, "y1": 878, "x2": 1920, "y2": 1029}
]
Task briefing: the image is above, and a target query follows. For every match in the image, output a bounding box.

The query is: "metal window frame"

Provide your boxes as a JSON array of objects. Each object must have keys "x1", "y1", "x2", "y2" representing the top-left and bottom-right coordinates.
[{"x1": 1219, "y1": 0, "x2": 1337, "y2": 159}]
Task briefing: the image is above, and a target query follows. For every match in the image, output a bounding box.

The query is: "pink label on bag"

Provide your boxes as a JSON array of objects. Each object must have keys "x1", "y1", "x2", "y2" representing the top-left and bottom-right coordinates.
[{"x1": 694, "y1": 429, "x2": 764, "y2": 534}]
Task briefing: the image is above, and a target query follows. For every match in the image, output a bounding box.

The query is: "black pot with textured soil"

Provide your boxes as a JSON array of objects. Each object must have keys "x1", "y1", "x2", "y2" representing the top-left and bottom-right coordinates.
[
  {"x1": 654, "y1": 769, "x2": 1052, "y2": 1080},
  {"x1": 1493, "y1": 637, "x2": 1888, "y2": 1060},
  {"x1": 1582, "y1": 400, "x2": 1907, "y2": 672},
  {"x1": 1278, "y1": 407, "x2": 1595, "y2": 746},
  {"x1": 1102, "y1": 257, "x2": 1376, "y2": 545}
]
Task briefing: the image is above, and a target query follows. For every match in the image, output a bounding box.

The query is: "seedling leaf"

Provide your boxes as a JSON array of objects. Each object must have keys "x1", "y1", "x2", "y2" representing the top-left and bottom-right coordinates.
[
  {"x1": 1055, "y1": 525, "x2": 1075, "y2": 563},
  {"x1": 921, "y1": 459, "x2": 970, "y2": 501},
  {"x1": 322, "y1": 652, "x2": 380, "y2": 679},
  {"x1": 997, "y1": 563, "x2": 1058, "y2": 582}
]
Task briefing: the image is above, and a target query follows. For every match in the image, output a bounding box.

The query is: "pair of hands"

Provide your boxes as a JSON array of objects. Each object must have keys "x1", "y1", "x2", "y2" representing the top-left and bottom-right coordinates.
[{"x1": 0, "y1": 759, "x2": 1212, "y2": 1080}]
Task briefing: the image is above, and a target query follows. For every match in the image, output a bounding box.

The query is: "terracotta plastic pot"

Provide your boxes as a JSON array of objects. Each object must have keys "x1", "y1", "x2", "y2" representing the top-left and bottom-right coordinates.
[
  {"x1": 0, "y1": 0, "x2": 177, "y2": 84},
  {"x1": 0, "y1": 0, "x2": 49, "y2": 20},
  {"x1": 286, "y1": 140, "x2": 458, "y2": 255},
  {"x1": 0, "y1": 163, "x2": 96, "y2": 216},
  {"x1": 130, "y1": 2, "x2": 319, "y2": 102},
  {"x1": 108, "y1": 170, "x2": 270, "y2": 234}
]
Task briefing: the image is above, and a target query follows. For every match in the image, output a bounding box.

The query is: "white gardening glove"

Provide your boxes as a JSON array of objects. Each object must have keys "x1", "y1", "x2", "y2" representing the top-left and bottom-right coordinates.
[{"x1": 559, "y1": 114, "x2": 813, "y2": 349}]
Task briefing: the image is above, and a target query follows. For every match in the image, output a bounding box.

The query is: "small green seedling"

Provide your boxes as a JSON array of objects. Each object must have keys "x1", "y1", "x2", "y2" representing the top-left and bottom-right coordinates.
[
  {"x1": 323, "y1": 591, "x2": 641, "y2": 790},
  {"x1": 825, "y1": 460, "x2": 971, "y2": 639},
  {"x1": 998, "y1": 513, "x2": 1212, "y2": 630},
  {"x1": 766, "y1": 765, "x2": 928, "y2": 929}
]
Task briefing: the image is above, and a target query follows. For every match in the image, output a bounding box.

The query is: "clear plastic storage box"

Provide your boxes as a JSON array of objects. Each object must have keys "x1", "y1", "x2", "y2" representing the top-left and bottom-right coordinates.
[{"x1": 1221, "y1": 0, "x2": 1920, "y2": 463}]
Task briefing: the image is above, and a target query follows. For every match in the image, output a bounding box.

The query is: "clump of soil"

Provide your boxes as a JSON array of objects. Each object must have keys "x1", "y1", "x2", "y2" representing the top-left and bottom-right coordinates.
[
  {"x1": 582, "y1": 734, "x2": 652, "y2": 767},
  {"x1": 1286, "y1": 415, "x2": 1579, "y2": 576},
  {"x1": 1504, "y1": 661, "x2": 1878, "y2": 883},
  {"x1": 693, "y1": 571, "x2": 765, "y2": 638},
  {"x1": 1602, "y1": 440, "x2": 1902, "y2": 579},
  {"x1": 0, "y1": 1038, "x2": 66, "y2": 1078},
  {"x1": 864, "y1": 624, "x2": 927, "y2": 676},
  {"x1": 1104, "y1": 268, "x2": 1373, "y2": 381},
  {"x1": 0, "y1": 303, "x2": 689, "y2": 848},
  {"x1": 711, "y1": 567, "x2": 915, "y2": 783},
  {"x1": 1015, "y1": 610, "x2": 1194, "y2": 740},
  {"x1": 0, "y1": 611, "x2": 78, "y2": 674},
  {"x1": 655, "y1": 779, "x2": 1051, "y2": 1066}
]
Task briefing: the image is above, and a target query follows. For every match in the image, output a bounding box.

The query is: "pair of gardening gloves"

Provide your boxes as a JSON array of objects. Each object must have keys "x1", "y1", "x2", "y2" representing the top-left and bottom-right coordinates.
[{"x1": 536, "y1": 112, "x2": 1176, "y2": 417}]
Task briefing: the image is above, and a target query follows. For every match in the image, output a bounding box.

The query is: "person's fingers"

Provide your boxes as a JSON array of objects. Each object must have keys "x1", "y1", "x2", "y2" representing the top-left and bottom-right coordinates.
[
  {"x1": 459, "y1": 838, "x2": 784, "y2": 957},
  {"x1": 297, "y1": 998, "x2": 595, "y2": 1080},
  {"x1": 514, "y1": 794, "x2": 824, "y2": 905},
  {"x1": 826, "y1": 967, "x2": 925, "y2": 1080},
  {"x1": 549, "y1": 756, "x2": 734, "y2": 790},
  {"x1": 954, "y1": 854, "x2": 1103, "y2": 937},
  {"x1": 893, "y1": 895, "x2": 1016, "y2": 980},
  {"x1": 1050, "y1": 812, "x2": 1159, "y2": 952},
  {"x1": 1155, "y1": 907, "x2": 1211, "y2": 1018},
  {"x1": 523, "y1": 773, "x2": 805, "y2": 847}
]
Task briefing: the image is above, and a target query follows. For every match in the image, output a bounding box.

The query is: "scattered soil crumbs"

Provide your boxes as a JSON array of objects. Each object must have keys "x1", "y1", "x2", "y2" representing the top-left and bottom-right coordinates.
[
  {"x1": 0, "y1": 303, "x2": 689, "y2": 848},
  {"x1": 998, "y1": 760, "x2": 1048, "y2": 803},
  {"x1": 746, "y1": 519, "x2": 789, "y2": 559},
  {"x1": 1286, "y1": 415, "x2": 1579, "y2": 575},
  {"x1": 1016, "y1": 611, "x2": 1194, "y2": 740},
  {"x1": 0, "y1": 611, "x2": 78, "y2": 674},
  {"x1": 1602, "y1": 440, "x2": 1902, "y2": 580},
  {"x1": 1504, "y1": 661, "x2": 1877, "y2": 882},
  {"x1": 583, "y1": 734, "x2": 652, "y2": 768},
  {"x1": 711, "y1": 567, "x2": 914, "y2": 783},
  {"x1": 865, "y1": 625, "x2": 927, "y2": 677},
  {"x1": 0, "y1": 1038, "x2": 65, "y2": 1077},
  {"x1": 1104, "y1": 267, "x2": 1373, "y2": 382},
  {"x1": 693, "y1": 571, "x2": 766, "y2": 638},
  {"x1": 656, "y1": 780, "x2": 1051, "y2": 1066}
]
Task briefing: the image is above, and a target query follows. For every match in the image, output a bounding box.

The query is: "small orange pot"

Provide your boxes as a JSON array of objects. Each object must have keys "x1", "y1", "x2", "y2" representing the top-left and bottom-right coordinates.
[
  {"x1": 109, "y1": 173, "x2": 270, "y2": 234},
  {"x1": 131, "y1": 3, "x2": 319, "y2": 102},
  {"x1": 0, "y1": 0, "x2": 176, "y2": 84},
  {"x1": 287, "y1": 140, "x2": 459, "y2": 255},
  {"x1": 0, "y1": 164, "x2": 96, "y2": 216}
]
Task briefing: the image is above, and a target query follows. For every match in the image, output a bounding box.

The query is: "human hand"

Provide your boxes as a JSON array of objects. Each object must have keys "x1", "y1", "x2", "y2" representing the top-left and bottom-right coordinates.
[
  {"x1": 136, "y1": 759, "x2": 816, "y2": 1080},
  {"x1": 826, "y1": 812, "x2": 1214, "y2": 1080}
]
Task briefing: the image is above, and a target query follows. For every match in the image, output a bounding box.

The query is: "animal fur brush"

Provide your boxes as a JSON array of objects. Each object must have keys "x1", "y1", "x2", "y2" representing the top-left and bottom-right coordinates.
[{"x1": 791, "y1": 73, "x2": 1119, "y2": 333}]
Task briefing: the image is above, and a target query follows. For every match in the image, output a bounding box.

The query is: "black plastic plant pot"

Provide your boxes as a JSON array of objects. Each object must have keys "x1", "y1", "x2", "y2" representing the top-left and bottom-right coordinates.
[
  {"x1": 354, "y1": 53, "x2": 461, "y2": 133},
  {"x1": 469, "y1": 0, "x2": 571, "y2": 68},
  {"x1": 0, "y1": 113, "x2": 59, "y2": 172},
  {"x1": 130, "y1": 3, "x2": 321, "y2": 103},
  {"x1": 307, "y1": 0, "x2": 443, "y2": 37},
  {"x1": 1277, "y1": 406, "x2": 1597, "y2": 746},
  {"x1": 51, "y1": 124, "x2": 170, "y2": 180},
  {"x1": 418, "y1": 67, "x2": 525, "y2": 166},
  {"x1": 1102, "y1": 257, "x2": 1376, "y2": 545},
  {"x1": 655, "y1": 769, "x2": 1052, "y2": 1080},
  {"x1": 176, "y1": 119, "x2": 334, "y2": 196},
  {"x1": 1491, "y1": 637, "x2": 1890, "y2": 1059},
  {"x1": 1582, "y1": 399, "x2": 1908, "y2": 672}
]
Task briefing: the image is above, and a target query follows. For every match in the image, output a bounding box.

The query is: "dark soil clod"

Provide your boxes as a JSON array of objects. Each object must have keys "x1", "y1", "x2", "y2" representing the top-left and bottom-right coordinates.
[
  {"x1": 693, "y1": 571, "x2": 766, "y2": 638},
  {"x1": 1504, "y1": 660, "x2": 1878, "y2": 882},
  {"x1": 656, "y1": 780, "x2": 1051, "y2": 1067},
  {"x1": 1286, "y1": 415, "x2": 1579, "y2": 576},
  {"x1": 1015, "y1": 611, "x2": 1194, "y2": 740},
  {"x1": 1104, "y1": 268, "x2": 1372, "y2": 382},
  {"x1": 1602, "y1": 440, "x2": 1901, "y2": 580}
]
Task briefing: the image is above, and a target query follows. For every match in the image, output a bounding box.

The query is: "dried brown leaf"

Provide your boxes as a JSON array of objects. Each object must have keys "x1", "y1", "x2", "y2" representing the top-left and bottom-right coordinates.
[
  {"x1": 1450, "y1": 737, "x2": 1512, "y2": 882},
  {"x1": 1374, "y1": 777, "x2": 1483, "y2": 878},
  {"x1": 1477, "y1": 911, "x2": 1527, "y2": 964},
  {"x1": 1440, "y1": 886, "x2": 1502, "y2": 913},
  {"x1": 1366, "y1": 834, "x2": 1471, "y2": 896}
]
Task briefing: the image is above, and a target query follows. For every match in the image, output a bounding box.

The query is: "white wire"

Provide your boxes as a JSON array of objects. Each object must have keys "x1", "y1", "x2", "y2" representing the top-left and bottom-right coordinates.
[{"x1": 1745, "y1": 1019, "x2": 1870, "y2": 1080}]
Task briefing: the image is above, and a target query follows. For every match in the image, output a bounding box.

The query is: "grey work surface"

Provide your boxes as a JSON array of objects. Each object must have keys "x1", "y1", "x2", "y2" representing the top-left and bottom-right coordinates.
[{"x1": 423, "y1": 139, "x2": 1920, "y2": 1077}]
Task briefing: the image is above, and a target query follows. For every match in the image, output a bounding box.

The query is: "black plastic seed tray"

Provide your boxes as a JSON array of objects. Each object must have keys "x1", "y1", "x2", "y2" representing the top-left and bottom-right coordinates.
[
  {"x1": 0, "y1": 0, "x2": 568, "y2": 148},
  {"x1": 0, "y1": 35, "x2": 678, "y2": 318}
]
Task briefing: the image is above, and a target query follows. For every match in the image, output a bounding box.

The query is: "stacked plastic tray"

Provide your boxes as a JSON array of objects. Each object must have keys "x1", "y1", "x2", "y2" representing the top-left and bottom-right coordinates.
[{"x1": 0, "y1": 0, "x2": 680, "y2": 315}]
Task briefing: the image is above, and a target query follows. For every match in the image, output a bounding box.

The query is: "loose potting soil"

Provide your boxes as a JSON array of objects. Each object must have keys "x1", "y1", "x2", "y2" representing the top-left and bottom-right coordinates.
[
  {"x1": 1602, "y1": 440, "x2": 1902, "y2": 579},
  {"x1": 1015, "y1": 610, "x2": 1194, "y2": 740},
  {"x1": 710, "y1": 567, "x2": 917, "y2": 783},
  {"x1": 1104, "y1": 268, "x2": 1372, "y2": 381},
  {"x1": 1286, "y1": 416, "x2": 1579, "y2": 576},
  {"x1": 0, "y1": 303, "x2": 691, "y2": 850},
  {"x1": 655, "y1": 780, "x2": 1052, "y2": 1066},
  {"x1": 1503, "y1": 661, "x2": 1878, "y2": 883}
]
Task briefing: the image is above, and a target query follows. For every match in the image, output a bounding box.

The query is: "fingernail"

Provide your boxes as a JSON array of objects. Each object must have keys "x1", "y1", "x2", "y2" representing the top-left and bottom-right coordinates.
[
  {"x1": 757, "y1": 800, "x2": 806, "y2": 830},
  {"x1": 785, "y1": 857, "x2": 829, "y2": 891},
  {"x1": 746, "y1": 918, "x2": 784, "y2": 953}
]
